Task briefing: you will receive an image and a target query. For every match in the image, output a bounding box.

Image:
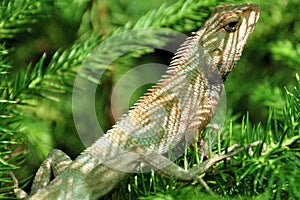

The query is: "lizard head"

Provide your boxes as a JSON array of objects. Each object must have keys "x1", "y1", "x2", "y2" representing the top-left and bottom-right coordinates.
[{"x1": 197, "y1": 4, "x2": 260, "y2": 80}]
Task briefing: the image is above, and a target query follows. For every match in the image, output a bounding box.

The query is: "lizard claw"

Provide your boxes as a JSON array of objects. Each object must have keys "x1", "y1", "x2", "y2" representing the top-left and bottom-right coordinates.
[{"x1": 9, "y1": 172, "x2": 28, "y2": 198}]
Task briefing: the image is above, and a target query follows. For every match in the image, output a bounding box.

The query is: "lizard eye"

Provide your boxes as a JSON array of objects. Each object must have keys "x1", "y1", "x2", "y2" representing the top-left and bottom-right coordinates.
[
  {"x1": 223, "y1": 16, "x2": 240, "y2": 32},
  {"x1": 225, "y1": 21, "x2": 239, "y2": 32}
]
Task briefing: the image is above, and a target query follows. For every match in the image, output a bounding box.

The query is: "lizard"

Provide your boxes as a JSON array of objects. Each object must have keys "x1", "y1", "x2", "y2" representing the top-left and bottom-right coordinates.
[{"x1": 13, "y1": 3, "x2": 260, "y2": 199}]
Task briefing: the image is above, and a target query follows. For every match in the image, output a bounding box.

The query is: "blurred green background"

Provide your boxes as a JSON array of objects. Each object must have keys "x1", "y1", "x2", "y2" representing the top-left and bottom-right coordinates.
[{"x1": 0, "y1": 0, "x2": 299, "y2": 198}]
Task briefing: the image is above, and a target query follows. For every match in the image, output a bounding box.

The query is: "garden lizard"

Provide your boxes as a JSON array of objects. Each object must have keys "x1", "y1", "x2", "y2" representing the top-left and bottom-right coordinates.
[{"x1": 14, "y1": 3, "x2": 260, "y2": 199}]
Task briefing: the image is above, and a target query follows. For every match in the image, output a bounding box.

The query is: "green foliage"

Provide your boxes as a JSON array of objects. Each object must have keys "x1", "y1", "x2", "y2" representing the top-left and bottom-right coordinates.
[
  {"x1": 0, "y1": 0, "x2": 299, "y2": 199},
  {"x1": 118, "y1": 76, "x2": 300, "y2": 199},
  {"x1": 0, "y1": 0, "x2": 50, "y2": 39},
  {"x1": 226, "y1": 0, "x2": 299, "y2": 124}
]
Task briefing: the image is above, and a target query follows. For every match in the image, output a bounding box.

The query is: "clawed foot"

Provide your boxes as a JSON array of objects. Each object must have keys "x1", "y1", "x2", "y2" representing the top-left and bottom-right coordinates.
[{"x1": 9, "y1": 172, "x2": 28, "y2": 198}]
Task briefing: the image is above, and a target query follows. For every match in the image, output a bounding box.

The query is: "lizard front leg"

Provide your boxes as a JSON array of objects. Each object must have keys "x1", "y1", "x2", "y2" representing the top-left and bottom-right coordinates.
[
  {"x1": 13, "y1": 149, "x2": 72, "y2": 198},
  {"x1": 82, "y1": 141, "x2": 260, "y2": 198},
  {"x1": 140, "y1": 141, "x2": 261, "y2": 194}
]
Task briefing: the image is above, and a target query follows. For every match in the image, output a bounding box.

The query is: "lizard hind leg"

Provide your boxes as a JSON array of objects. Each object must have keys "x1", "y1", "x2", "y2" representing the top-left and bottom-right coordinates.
[
  {"x1": 11, "y1": 149, "x2": 72, "y2": 198},
  {"x1": 29, "y1": 149, "x2": 72, "y2": 195}
]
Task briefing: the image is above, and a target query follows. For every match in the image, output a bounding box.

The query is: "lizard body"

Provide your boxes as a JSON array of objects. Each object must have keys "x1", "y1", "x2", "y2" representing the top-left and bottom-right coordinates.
[{"x1": 17, "y1": 4, "x2": 260, "y2": 199}]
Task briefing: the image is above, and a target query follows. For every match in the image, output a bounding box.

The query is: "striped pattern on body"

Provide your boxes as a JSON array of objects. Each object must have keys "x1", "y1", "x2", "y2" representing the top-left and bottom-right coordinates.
[
  {"x1": 27, "y1": 4, "x2": 260, "y2": 199},
  {"x1": 90, "y1": 4, "x2": 261, "y2": 157}
]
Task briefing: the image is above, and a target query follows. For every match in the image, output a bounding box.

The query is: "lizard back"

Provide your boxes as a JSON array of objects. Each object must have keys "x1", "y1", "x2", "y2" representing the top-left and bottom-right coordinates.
[
  {"x1": 27, "y1": 4, "x2": 260, "y2": 199},
  {"x1": 87, "y1": 4, "x2": 260, "y2": 162}
]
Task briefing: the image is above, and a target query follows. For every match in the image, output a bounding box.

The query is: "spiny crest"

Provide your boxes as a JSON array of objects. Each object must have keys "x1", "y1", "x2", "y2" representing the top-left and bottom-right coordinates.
[
  {"x1": 169, "y1": 33, "x2": 201, "y2": 69},
  {"x1": 122, "y1": 35, "x2": 202, "y2": 112},
  {"x1": 111, "y1": 3, "x2": 260, "y2": 134}
]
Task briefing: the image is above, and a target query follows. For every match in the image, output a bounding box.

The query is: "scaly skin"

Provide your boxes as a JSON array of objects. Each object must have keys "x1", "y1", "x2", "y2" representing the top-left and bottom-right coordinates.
[{"x1": 19, "y1": 4, "x2": 260, "y2": 199}]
